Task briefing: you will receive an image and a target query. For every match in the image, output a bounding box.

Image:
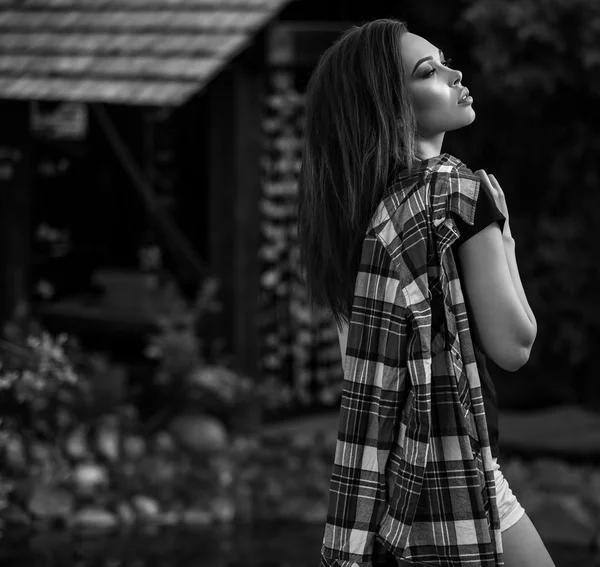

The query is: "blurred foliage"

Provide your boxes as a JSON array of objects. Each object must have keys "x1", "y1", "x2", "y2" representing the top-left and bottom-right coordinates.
[
  {"x1": 0, "y1": 279, "x2": 262, "y2": 536},
  {"x1": 141, "y1": 275, "x2": 263, "y2": 432},
  {"x1": 462, "y1": 0, "x2": 600, "y2": 97},
  {"x1": 457, "y1": 0, "x2": 600, "y2": 407},
  {"x1": 0, "y1": 274, "x2": 263, "y2": 454},
  {"x1": 0, "y1": 314, "x2": 92, "y2": 444}
]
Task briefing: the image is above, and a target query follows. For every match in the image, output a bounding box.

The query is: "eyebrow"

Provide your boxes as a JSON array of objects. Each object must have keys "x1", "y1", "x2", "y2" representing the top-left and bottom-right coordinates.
[{"x1": 411, "y1": 49, "x2": 444, "y2": 76}]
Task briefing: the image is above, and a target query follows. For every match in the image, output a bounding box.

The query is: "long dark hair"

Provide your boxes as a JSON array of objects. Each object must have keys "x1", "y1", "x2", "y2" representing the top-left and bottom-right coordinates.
[{"x1": 297, "y1": 18, "x2": 417, "y2": 327}]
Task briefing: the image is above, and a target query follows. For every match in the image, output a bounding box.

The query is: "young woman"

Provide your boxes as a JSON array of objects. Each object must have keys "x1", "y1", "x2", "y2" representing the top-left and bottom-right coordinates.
[{"x1": 297, "y1": 18, "x2": 556, "y2": 567}]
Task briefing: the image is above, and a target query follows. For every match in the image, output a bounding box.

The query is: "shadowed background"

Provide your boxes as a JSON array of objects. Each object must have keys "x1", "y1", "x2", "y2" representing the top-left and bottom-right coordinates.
[{"x1": 0, "y1": 0, "x2": 599, "y2": 566}]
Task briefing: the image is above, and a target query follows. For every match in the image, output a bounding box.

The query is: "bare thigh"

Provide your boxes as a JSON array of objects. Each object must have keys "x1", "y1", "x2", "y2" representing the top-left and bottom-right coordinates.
[
  {"x1": 501, "y1": 512, "x2": 556, "y2": 567},
  {"x1": 396, "y1": 513, "x2": 556, "y2": 566}
]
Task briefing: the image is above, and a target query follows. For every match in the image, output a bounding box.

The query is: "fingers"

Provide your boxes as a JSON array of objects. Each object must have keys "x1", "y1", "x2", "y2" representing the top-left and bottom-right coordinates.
[
  {"x1": 488, "y1": 174, "x2": 502, "y2": 193},
  {"x1": 474, "y1": 169, "x2": 493, "y2": 189},
  {"x1": 487, "y1": 174, "x2": 506, "y2": 204},
  {"x1": 475, "y1": 170, "x2": 508, "y2": 219},
  {"x1": 475, "y1": 170, "x2": 501, "y2": 197}
]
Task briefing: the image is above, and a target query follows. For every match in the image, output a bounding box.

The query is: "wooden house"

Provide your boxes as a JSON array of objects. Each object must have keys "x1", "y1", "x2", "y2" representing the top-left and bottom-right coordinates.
[
  {"x1": 0, "y1": 0, "x2": 298, "y2": 382},
  {"x1": 0, "y1": 0, "x2": 458, "y2": 417}
]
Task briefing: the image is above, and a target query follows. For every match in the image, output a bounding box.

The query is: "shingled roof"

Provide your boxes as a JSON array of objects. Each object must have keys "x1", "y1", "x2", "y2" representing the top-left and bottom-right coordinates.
[{"x1": 0, "y1": 0, "x2": 291, "y2": 105}]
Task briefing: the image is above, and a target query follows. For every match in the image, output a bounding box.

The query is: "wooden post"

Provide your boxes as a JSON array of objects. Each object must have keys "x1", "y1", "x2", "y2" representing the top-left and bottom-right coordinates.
[
  {"x1": 207, "y1": 70, "x2": 236, "y2": 365},
  {"x1": 232, "y1": 59, "x2": 264, "y2": 380},
  {"x1": 208, "y1": 42, "x2": 264, "y2": 381},
  {"x1": 0, "y1": 101, "x2": 32, "y2": 328}
]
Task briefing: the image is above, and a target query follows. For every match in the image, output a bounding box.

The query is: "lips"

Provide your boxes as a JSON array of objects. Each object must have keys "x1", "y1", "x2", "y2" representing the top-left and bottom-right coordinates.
[{"x1": 458, "y1": 88, "x2": 470, "y2": 103}]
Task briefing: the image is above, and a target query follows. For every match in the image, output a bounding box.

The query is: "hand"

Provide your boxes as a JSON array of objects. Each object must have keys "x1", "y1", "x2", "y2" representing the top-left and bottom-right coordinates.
[{"x1": 474, "y1": 169, "x2": 512, "y2": 238}]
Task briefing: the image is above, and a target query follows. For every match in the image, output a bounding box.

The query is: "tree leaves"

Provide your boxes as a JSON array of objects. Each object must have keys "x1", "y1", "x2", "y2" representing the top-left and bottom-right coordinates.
[
  {"x1": 461, "y1": 0, "x2": 600, "y2": 97},
  {"x1": 458, "y1": 0, "x2": 600, "y2": 404}
]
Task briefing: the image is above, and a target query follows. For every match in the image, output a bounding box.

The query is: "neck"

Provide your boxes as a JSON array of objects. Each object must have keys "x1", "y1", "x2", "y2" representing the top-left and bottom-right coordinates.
[{"x1": 416, "y1": 133, "x2": 445, "y2": 160}]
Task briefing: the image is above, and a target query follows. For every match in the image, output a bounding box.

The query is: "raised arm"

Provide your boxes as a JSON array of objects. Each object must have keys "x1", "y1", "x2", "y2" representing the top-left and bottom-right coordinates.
[{"x1": 457, "y1": 172, "x2": 537, "y2": 372}]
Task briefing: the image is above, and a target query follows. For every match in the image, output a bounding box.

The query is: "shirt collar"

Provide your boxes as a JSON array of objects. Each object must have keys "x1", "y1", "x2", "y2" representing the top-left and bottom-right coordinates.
[{"x1": 397, "y1": 152, "x2": 464, "y2": 181}]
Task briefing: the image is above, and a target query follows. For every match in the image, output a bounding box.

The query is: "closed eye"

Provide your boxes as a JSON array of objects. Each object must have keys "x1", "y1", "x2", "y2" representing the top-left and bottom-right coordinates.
[{"x1": 423, "y1": 58, "x2": 454, "y2": 78}]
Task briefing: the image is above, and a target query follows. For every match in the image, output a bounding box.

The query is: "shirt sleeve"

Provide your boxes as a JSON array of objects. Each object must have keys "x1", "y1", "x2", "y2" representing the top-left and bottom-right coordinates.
[
  {"x1": 321, "y1": 234, "x2": 408, "y2": 567},
  {"x1": 452, "y1": 179, "x2": 506, "y2": 248}
]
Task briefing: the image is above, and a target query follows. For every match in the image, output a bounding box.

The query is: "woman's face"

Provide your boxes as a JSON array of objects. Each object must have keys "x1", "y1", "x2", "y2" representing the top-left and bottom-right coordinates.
[{"x1": 400, "y1": 32, "x2": 475, "y2": 136}]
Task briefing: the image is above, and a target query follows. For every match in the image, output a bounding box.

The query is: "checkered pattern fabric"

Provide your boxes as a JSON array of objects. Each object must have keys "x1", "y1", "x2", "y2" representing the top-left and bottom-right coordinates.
[{"x1": 321, "y1": 154, "x2": 504, "y2": 567}]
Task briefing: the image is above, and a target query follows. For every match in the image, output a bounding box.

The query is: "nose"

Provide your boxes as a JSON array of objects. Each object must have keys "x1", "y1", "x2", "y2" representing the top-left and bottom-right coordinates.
[{"x1": 452, "y1": 68, "x2": 463, "y2": 85}]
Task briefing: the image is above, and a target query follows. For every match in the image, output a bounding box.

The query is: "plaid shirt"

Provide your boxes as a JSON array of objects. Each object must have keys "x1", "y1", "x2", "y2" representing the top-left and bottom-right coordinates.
[{"x1": 321, "y1": 154, "x2": 504, "y2": 567}]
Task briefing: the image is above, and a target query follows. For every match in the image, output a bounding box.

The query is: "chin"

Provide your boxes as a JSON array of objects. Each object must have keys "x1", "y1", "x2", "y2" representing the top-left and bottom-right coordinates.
[{"x1": 451, "y1": 111, "x2": 476, "y2": 131}]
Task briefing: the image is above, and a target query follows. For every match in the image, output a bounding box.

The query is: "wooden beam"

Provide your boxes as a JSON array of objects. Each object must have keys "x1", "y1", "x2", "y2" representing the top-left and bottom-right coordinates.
[
  {"x1": 207, "y1": 44, "x2": 263, "y2": 379},
  {"x1": 232, "y1": 58, "x2": 263, "y2": 379},
  {"x1": 0, "y1": 101, "x2": 32, "y2": 328},
  {"x1": 207, "y1": 69, "x2": 236, "y2": 363},
  {"x1": 91, "y1": 103, "x2": 209, "y2": 288}
]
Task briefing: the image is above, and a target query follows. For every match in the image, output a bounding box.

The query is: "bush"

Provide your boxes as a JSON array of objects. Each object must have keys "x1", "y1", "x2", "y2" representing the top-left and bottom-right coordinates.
[
  {"x1": 458, "y1": 0, "x2": 600, "y2": 408},
  {"x1": 0, "y1": 316, "x2": 91, "y2": 446}
]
